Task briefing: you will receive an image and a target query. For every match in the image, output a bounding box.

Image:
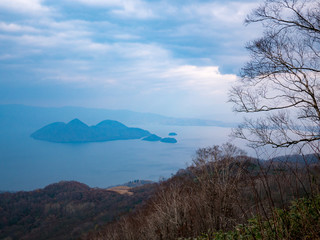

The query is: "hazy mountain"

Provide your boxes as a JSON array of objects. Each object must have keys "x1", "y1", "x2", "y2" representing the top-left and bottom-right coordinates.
[
  {"x1": 0, "y1": 104, "x2": 236, "y2": 135},
  {"x1": 31, "y1": 119, "x2": 151, "y2": 143},
  {"x1": 271, "y1": 154, "x2": 319, "y2": 164}
]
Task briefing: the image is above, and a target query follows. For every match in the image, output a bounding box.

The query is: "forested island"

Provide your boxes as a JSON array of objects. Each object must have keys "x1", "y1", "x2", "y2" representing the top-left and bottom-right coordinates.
[{"x1": 31, "y1": 119, "x2": 177, "y2": 144}]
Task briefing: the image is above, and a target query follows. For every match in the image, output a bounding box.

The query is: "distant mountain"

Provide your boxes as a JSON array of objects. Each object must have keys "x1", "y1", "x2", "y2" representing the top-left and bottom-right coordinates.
[
  {"x1": 108, "y1": 180, "x2": 154, "y2": 189},
  {"x1": 31, "y1": 119, "x2": 151, "y2": 143},
  {"x1": 271, "y1": 154, "x2": 319, "y2": 164},
  {"x1": 0, "y1": 105, "x2": 236, "y2": 135},
  {"x1": 120, "y1": 180, "x2": 154, "y2": 188}
]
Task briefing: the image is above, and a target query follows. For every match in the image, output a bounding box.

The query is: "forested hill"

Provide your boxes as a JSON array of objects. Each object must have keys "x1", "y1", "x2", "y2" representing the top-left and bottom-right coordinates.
[
  {"x1": 30, "y1": 119, "x2": 177, "y2": 143},
  {"x1": 30, "y1": 119, "x2": 151, "y2": 143},
  {"x1": 0, "y1": 181, "x2": 156, "y2": 240},
  {"x1": 85, "y1": 146, "x2": 320, "y2": 240}
]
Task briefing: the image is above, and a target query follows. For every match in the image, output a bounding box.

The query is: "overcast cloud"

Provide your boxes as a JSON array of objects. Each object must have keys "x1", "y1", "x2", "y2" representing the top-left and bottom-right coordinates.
[{"x1": 0, "y1": 0, "x2": 261, "y2": 119}]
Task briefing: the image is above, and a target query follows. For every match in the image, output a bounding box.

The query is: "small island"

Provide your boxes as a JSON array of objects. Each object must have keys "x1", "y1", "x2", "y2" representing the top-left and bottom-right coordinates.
[
  {"x1": 142, "y1": 134, "x2": 162, "y2": 142},
  {"x1": 142, "y1": 134, "x2": 177, "y2": 143},
  {"x1": 160, "y1": 137, "x2": 178, "y2": 143},
  {"x1": 31, "y1": 119, "x2": 177, "y2": 144},
  {"x1": 168, "y1": 132, "x2": 177, "y2": 136}
]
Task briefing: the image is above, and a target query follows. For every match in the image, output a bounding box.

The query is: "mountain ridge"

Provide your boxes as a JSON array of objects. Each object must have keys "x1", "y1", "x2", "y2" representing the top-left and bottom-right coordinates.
[{"x1": 0, "y1": 104, "x2": 236, "y2": 131}]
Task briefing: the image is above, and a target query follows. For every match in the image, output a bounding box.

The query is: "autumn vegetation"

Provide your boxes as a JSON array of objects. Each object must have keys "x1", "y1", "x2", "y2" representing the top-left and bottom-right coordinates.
[
  {"x1": 85, "y1": 144, "x2": 320, "y2": 240},
  {"x1": 0, "y1": 181, "x2": 155, "y2": 240},
  {"x1": 1, "y1": 143, "x2": 319, "y2": 240}
]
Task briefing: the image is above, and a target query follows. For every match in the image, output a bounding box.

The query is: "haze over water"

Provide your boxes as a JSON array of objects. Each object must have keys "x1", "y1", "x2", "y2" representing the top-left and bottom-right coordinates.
[{"x1": 0, "y1": 123, "x2": 236, "y2": 191}]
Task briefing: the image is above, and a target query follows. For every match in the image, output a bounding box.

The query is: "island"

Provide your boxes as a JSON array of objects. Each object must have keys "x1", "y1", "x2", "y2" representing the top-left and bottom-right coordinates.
[
  {"x1": 168, "y1": 132, "x2": 177, "y2": 136},
  {"x1": 142, "y1": 134, "x2": 177, "y2": 143},
  {"x1": 31, "y1": 119, "x2": 151, "y2": 143},
  {"x1": 142, "y1": 134, "x2": 162, "y2": 142},
  {"x1": 31, "y1": 119, "x2": 177, "y2": 143},
  {"x1": 160, "y1": 137, "x2": 178, "y2": 143}
]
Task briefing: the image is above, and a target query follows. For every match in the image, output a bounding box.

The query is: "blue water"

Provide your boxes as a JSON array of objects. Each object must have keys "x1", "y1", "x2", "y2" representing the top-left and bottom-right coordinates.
[{"x1": 0, "y1": 125, "x2": 237, "y2": 191}]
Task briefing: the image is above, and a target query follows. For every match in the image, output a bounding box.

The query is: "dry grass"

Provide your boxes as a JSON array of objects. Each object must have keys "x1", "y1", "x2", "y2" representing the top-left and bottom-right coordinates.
[{"x1": 107, "y1": 186, "x2": 134, "y2": 196}]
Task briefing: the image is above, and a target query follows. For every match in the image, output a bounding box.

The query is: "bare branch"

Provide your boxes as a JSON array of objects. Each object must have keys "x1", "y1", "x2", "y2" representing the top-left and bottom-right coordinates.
[{"x1": 231, "y1": 0, "x2": 320, "y2": 149}]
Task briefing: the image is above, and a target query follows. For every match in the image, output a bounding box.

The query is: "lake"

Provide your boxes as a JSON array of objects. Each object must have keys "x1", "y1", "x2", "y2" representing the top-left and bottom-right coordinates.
[{"x1": 0, "y1": 125, "x2": 245, "y2": 191}]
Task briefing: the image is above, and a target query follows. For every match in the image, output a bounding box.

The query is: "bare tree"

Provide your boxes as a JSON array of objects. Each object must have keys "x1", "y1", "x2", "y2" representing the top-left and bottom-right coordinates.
[{"x1": 229, "y1": 0, "x2": 320, "y2": 150}]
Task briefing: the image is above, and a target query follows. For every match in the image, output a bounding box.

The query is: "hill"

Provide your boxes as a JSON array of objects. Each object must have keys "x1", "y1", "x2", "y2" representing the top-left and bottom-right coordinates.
[
  {"x1": 0, "y1": 181, "x2": 156, "y2": 240},
  {"x1": 85, "y1": 145, "x2": 320, "y2": 240},
  {"x1": 31, "y1": 119, "x2": 150, "y2": 143},
  {"x1": 31, "y1": 119, "x2": 177, "y2": 143}
]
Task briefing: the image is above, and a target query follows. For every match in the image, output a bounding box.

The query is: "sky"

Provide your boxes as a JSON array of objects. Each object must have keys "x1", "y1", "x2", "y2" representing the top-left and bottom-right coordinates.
[{"x1": 0, "y1": 0, "x2": 262, "y2": 120}]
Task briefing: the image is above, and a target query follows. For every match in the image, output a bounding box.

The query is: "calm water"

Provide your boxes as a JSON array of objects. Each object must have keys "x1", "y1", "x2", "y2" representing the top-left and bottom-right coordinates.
[{"x1": 0, "y1": 125, "x2": 241, "y2": 191}]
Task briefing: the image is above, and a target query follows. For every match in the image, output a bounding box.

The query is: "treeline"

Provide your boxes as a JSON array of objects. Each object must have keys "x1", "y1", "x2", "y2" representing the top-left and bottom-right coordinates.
[
  {"x1": 86, "y1": 143, "x2": 320, "y2": 240},
  {"x1": 203, "y1": 194, "x2": 320, "y2": 239},
  {"x1": 0, "y1": 181, "x2": 155, "y2": 240}
]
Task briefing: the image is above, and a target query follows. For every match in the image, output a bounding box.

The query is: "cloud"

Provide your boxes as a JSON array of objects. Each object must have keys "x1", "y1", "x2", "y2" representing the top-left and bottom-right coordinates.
[
  {"x1": 168, "y1": 1, "x2": 259, "y2": 38},
  {"x1": 113, "y1": 34, "x2": 140, "y2": 40},
  {"x1": 69, "y1": 0, "x2": 124, "y2": 7},
  {"x1": 0, "y1": 22, "x2": 38, "y2": 33},
  {"x1": 0, "y1": 0, "x2": 260, "y2": 118},
  {"x1": 162, "y1": 65, "x2": 237, "y2": 92},
  {"x1": 0, "y1": 54, "x2": 16, "y2": 60},
  {"x1": 68, "y1": 0, "x2": 155, "y2": 19},
  {"x1": 0, "y1": 0, "x2": 52, "y2": 16},
  {"x1": 194, "y1": 2, "x2": 258, "y2": 25},
  {"x1": 0, "y1": 19, "x2": 109, "y2": 54},
  {"x1": 33, "y1": 56, "x2": 237, "y2": 117},
  {"x1": 111, "y1": 1, "x2": 155, "y2": 19},
  {"x1": 37, "y1": 47, "x2": 237, "y2": 105}
]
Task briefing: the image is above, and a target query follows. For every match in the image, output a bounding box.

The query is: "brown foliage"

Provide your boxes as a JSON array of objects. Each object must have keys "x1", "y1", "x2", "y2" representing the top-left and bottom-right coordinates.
[
  {"x1": 86, "y1": 143, "x2": 320, "y2": 240},
  {"x1": 0, "y1": 181, "x2": 155, "y2": 240}
]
